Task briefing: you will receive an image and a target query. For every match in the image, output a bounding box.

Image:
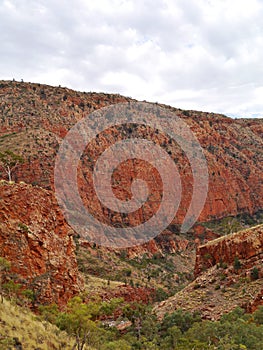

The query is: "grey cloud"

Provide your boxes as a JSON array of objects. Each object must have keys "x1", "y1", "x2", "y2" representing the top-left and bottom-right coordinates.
[{"x1": 0, "y1": 0, "x2": 262, "y2": 117}]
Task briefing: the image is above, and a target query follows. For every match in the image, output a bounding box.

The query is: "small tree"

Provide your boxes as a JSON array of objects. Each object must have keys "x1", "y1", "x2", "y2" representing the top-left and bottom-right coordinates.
[
  {"x1": 160, "y1": 325, "x2": 182, "y2": 349},
  {"x1": 122, "y1": 302, "x2": 152, "y2": 340},
  {"x1": 234, "y1": 256, "x2": 241, "y2": 271},
  {"x1": 0, "y1": 257, "x2": 11, "y2": 302},
  {"x1": 2, "y1": 280, "x2": 21, "y2": 300},
  {"x1": 21, "y1": 289, "x2": 36, "y2": 307},
  {"x1": 56, "y1": 296, "x2": 104, "y2": 350},
  {"x1": 0, "y1": 150, "x2": 24, "y2": 182},
  {"x1": 250, "y1": 267, "x2": 259, "y2": 280},
  {"x1": 253, "y1": 306, "x2": 263, "y2": 325}
]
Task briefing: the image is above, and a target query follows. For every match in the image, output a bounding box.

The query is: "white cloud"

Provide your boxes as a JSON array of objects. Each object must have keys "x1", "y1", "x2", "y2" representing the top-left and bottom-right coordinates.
[{"x1": 0, "y1": 0, "x2": 263, "y2": 117}]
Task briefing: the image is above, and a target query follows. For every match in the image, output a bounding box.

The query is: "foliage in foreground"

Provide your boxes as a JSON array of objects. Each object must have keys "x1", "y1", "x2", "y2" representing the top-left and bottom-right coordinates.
[
  {"x1": 1, "y1": 254, "x2": 262, "y2": 350},
  {"x1": 39, "y1": 296, "x2": 263, "y2": 350}
]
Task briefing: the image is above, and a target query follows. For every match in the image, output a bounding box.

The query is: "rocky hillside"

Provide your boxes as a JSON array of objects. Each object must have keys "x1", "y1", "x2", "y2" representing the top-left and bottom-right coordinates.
[
  {"x1": 0, "y1": 80, "x2": 262, "y2": 229},
  {"x1": 0, "y1": 181, "x2": 83, "y2": 306},
  {"x1": 155, "y1": 224, "x2": 263, "y2": 320},
  {"x1": 195, "y1": 224, "x2": 263, "y2": 276},
  {"x1": 0, "y1": 80, "x2": 262, "y2": 310}
]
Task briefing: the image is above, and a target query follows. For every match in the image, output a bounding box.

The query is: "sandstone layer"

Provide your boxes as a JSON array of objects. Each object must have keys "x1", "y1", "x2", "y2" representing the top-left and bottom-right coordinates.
[
  {"x1": 195, "y1": 224, "x2": 263, "y2": 276},
  {"x1": 0, "y1": 181, "x2": 84, "y2": 305}
]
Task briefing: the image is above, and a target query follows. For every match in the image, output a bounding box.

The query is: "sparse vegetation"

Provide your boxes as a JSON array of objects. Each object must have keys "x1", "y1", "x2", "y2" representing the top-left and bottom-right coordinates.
[
  {"x1": 0, "y1": 298, "x2": 75, "y2": 349},
  {"x1": 201, "y1": 211, "x2": 263, "y2": 236},
  {"x1": 76, "y1": 245, "x2": 193, "y2": 295}
]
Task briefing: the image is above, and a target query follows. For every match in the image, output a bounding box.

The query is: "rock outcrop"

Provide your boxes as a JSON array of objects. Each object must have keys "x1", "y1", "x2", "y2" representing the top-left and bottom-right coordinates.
[
  {"x1": 155, "y1": 225, "x2": 263, "y2": 320},
  {"x1": 0, "y1": 181, "x2": 84, "y2": 305},
  {"x1": 195, "y1": 224, "x2": 263, "y2": 276}
]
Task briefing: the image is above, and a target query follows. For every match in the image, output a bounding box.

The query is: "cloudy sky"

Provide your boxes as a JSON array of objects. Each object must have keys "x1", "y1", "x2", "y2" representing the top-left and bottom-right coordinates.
[{"x1": 0, "y1": 0, "x2": 263, "y2": 117}]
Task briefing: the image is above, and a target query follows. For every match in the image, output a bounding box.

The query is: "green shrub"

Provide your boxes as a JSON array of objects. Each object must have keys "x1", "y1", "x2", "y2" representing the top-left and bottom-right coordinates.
[
  {"x1": 234, "y1": 257, "x2": 241, "y2": 270},
  {"x1": 250, "y1": 267, "x2": 259, "y2": 280},
  {"x1": 17, "y1": 222, "x2": 29, "y2": 232}
]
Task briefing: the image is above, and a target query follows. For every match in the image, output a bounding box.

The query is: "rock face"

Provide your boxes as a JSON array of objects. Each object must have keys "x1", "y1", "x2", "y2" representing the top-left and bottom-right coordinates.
[
  {"x1": 0, "y1": 80, "x2": 262, "y2": 231},
  {"x1": 92, "y1": 285, "x2": 156, "y2": 305},
  {"x1": 0, "y1": 181, "x2": 84, "y2": 305},
  {"x1": 195, "y1": 225, "x2": 263, "y2": 276},
  {"x1": 155, "y1": 225, "x2": 263, "y2": 320}
]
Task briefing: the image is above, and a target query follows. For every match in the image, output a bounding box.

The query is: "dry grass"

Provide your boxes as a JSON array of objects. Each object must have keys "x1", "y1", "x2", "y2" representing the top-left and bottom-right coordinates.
[
  {"x1": 85, "y1": 274, "x2": 124, "y2": 293},
  {"x1": 0, "y1": 298, "x2": 75, "y2": 350}
]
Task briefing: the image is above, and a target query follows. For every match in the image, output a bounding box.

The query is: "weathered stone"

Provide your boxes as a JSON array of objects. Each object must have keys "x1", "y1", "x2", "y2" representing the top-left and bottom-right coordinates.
[
  {"x1": 195, "y1": 225, "x2": 263, "y2": 276},
  {"x1": 0, "y1": 181, "x2": 84, "y2": 306}
]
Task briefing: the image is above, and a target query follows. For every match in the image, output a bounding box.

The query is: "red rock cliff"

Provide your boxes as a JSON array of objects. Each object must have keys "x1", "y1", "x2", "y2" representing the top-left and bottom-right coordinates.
[
  {"x1": 195, "y1": 224, "x2": 263, "y2": 277},
  {"x1": 0, "y1": 81, "x2": 262, "y2": 229},
  {"x1": 0, "y1": 181, "x2": 84, "y2": 305}
]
